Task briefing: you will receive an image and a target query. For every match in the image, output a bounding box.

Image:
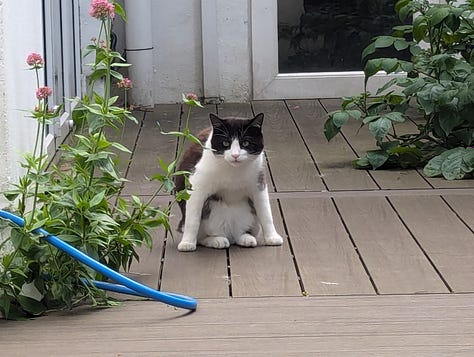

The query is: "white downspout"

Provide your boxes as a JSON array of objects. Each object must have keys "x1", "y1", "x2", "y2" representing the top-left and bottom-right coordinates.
[
  {"x1": 201, "y1": 0, "x2": 222, "y2": 103},
  {"x1": 124, "y1": 0, "x2": 154, "y2": 107}
]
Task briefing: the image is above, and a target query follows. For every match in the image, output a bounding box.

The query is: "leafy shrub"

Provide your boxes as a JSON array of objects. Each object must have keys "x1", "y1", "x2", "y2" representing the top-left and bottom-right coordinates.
[{"x1": 324, "y1": 0, "x2": 474, "y2": 180}]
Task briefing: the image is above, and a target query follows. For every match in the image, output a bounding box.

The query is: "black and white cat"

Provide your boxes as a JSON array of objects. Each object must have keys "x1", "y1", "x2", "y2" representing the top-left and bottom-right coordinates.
[{"x1": 174, "y1": 113, "x2": 284, "y2": 252}]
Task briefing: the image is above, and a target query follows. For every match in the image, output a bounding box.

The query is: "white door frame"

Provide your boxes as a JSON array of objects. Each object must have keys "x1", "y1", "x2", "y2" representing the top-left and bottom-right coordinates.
[
  {"x1": 251, "y1": 0, "x2": 400, "y2": 100},
  {"x1": 43, "y1": 0, "x2": 81, "y2": 157}
]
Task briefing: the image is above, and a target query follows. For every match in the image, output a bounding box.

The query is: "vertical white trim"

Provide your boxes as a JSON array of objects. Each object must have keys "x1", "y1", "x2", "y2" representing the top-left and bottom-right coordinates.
[
  {"x1": 251, "y1": 0, "x2": 278, "y2": 99},
  {"x1": 43, "y1": 0, "x2": 78, "y2": 154},
  {"x1": 201, "y1": 0, "x2": 221, "y2": 102},
  {"x1": 124, "y1": 0, "x2": 154, "y2": 107},
  {"x1": 60, "y1": 0, "x2": 77, "y2": 112},
  {"x1": 73, "y1": 0, "x2": 82, "y2": 97}
]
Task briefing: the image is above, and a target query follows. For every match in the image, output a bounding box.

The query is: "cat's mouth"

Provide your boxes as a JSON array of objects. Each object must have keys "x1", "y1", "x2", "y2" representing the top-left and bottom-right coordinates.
[{"x1": 228, "y1": 159, "x2": 243, "y2": 166}]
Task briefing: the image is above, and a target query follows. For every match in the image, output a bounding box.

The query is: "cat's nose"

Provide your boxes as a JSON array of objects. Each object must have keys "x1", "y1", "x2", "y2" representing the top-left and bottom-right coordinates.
[{"x1": 231, "y1": 153, "x2": 240, "y2": 159}]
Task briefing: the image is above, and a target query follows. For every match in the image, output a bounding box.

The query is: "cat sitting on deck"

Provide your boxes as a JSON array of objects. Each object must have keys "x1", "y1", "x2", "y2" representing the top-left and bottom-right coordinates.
[{"x1": 174, "y1": 113, "x2": 284, "y2": 252}]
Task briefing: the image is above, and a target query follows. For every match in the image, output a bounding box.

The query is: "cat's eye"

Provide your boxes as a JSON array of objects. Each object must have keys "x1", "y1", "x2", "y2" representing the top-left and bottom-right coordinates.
[
  {"x1": 222, "y1": 141, "x2": 230, "y2": 147},
  {"x1": 242, "y1": 140, "x2": 250, "y2": 147}
]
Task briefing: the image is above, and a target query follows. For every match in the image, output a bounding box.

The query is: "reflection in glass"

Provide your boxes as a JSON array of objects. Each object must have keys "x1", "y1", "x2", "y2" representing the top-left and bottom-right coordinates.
[{"x1": 278, "y1": 0, "x2": 410, "y2": 73}]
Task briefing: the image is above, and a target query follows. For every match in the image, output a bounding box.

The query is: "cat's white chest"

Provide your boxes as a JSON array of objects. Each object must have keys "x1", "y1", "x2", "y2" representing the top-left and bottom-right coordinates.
[{"x1": 190, "y1": 150, "x2": 263, "y2": 193}]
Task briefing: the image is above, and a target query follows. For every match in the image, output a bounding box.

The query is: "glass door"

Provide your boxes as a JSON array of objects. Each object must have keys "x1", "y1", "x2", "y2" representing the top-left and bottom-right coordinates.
[{"x1": 252, "y1": 0, "x2": 410, "y2": 99}]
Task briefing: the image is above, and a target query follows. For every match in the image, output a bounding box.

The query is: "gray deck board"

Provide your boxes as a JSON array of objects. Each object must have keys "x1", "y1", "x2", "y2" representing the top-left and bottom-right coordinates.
[
  {"x1": 2, "y1": 295, "x2": 474, "y2": 356},
  {"x1": 334, "y1": 196, "x2": 448, "y2": 294},
  {"x1": 230, "y1": 200, "x2": 301, "y2": 297},
  {"x1": 443, "y1": 194, "x2": 474, "y2": 231},
  {"x1": 280, "y1": 197, "x2": 375, "y2": 295},
  {"x1": 252, "y1": 100, "x2": 325, "y2": 192},
  {"x1": 389, "y1": 195, "x2": 474, "y2": 293},
  {"x1": 286, "y1": 99, "x2": 379, "y2": 191}
]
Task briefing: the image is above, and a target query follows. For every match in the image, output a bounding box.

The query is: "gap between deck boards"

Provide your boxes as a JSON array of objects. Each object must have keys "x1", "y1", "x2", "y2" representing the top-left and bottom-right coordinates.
[{"x1": 121, "y1": 187, "x2": 474, "y2": 200}]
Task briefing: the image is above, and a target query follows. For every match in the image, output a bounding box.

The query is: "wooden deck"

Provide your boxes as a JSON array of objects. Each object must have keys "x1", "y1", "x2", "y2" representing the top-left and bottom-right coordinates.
[{"x1": 2, "y1": 100, "x2": 474, "y2": 355}]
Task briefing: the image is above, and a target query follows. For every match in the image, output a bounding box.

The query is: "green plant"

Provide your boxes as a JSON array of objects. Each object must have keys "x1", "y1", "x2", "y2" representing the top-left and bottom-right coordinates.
[
  {"x1": 0, "y1": 0, "x2": 197, "y2": 320},
  {"x1": 324, "y1": 0, "x2": 474, "y2": 180}
]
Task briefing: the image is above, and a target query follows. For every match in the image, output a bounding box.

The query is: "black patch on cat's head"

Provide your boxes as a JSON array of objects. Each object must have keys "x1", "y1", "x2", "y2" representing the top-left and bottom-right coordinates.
[{"x1": 209, "y1": 113, "x2": 264, "y2": 155}]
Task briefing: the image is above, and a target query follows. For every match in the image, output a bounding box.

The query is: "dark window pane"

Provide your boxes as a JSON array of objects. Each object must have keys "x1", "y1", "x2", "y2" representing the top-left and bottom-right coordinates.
[{"x1": 278, "y1": 0, "x2": 410, "y2": 73}]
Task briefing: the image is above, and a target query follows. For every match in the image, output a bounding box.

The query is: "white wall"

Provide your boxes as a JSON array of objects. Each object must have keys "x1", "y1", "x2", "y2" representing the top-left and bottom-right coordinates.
[
  {"x1": 215, "y1": 0, "x2": 252, "y2": 102},
  {"x1": 0, "y1": 1, "x2": 44, "y2": 209},
  {"x1": 152, "y1": 0, "x2": 204, "y2": 103}
]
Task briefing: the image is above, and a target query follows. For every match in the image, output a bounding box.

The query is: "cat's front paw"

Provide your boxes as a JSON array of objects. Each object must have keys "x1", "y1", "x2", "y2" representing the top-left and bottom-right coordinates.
[
  {"x1": 264, "y1": 233, "x2": 284, "y2": 246},
  {"x1": 236, "y1": 233, "x2": 257, "y2": 248},
  {"x1": 177, "y1": 241, "x2": 197, "y2": 252},
  {"x1": 200, "y1": 236, "x2": 230, "y2": 249}
]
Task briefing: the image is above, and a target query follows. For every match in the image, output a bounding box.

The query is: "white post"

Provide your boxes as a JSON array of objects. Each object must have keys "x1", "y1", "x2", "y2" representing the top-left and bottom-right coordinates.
[
  {"x1": 201, "y1": 0, "x2": 221, "y2": 103},
  {"x1": 124, "y1": 0, "x2": 154, "y2": 108}
]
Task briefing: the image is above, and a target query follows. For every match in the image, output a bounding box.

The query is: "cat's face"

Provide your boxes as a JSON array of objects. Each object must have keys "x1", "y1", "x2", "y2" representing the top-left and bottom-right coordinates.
[{"x1": 209, "y1": 113, "x2": 264, "y2": 166}]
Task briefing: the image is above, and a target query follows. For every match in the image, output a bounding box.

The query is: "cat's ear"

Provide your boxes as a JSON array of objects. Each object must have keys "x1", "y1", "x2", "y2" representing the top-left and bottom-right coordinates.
[
  {"x1": 209, "y1": 113, "x2": 223, "y2": 127},
  {"x1": 250, "y1": 113, "x2": 264, "y2": 129}
]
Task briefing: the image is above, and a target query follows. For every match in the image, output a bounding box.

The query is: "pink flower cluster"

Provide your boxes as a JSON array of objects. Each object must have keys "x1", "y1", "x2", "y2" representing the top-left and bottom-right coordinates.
[
  {"x1": 36, "y1": 86, "x2": 53, "y2": 100},
  {"x1": 182, "y1": 92, "x2": 203, "y2": 107},
  {"x1": 89, "y1": 0, "x2": 115, "y2": 20},
  {"x1": 117, "y1": 77, "x2": 133, "y2": 89},
  {"x1": 26, "y1": 53, "x2": 44, "y2": 68},
  {"x1": 185, "y1": 93, "x2": 198, "y2": 101}
]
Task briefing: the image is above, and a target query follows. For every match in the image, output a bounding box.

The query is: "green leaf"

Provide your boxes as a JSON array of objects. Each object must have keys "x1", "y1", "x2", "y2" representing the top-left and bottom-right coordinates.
[
  {"x1": 352, "y1": 156, "x2": 371, "y2": 169},
  {"x1": 89, "y1": 191, "x2": 105, "y2": 208},
  {"x1": 86, "y1": 213, "x2": 119, "y2": 227},
  {"x1": 332, "y1": 111, "x2": 350, "y2": 127},
  {"x1": 429, "y1": 7, "x2": 450, "y2": 27},
  {"x1": 374, "y1": 36, "x2": 396, "y2": 49},
  {"x1": 412, "y1": 15, "x2": 428, "y2": 42},
  {"x1": 366, "y1": 150, "x2": 390, "y2": 170},
  {"x1": 324, "y1": 117, "x2": 340, "y2": 141},
  {"x1": 361, "y1": 42, "x2": 376, "y2": 59},
  {"x1": 17, "y1": 295, "x2": 46, "y2": 316},
  {"x1": 346, "y1": 110, "x2": 362, "y2": 120},
  {"x1": 441, "y1": 149, "x2": 467, "y2": 180},
  {"x1": 168, "y1": 160, "x2": 177, "y2": 174},
  {"x1": 424, "y1": 148, "x2": 474, "y2": 179},
  {"x1": 364, "y1": 59, "x2": 383, "y2": 78},
  {"x1": 158, "y1": 158, "x2": 169, "y2": 174},
  {"x1": 368, "y1": 117, "x2": 392, "y2": 142},
  {"x1": 28, "y1": 218, "x2": 49, "y2": 232},
  {"x1": 132, "y1": 195, "x2": 142, "y2": 206},
  {"x1": 88, "y1": 68, "x2": 107, "y2": 83},
  {"x1": 376, "y1": 78, "x2": 399, "y2": 95},
  {"x1": 110, "y1": 62, "x2": 131, "y2": 68},
  {"x1": 4, "y1": 192, "x2": 20, "y2": 202},
  {"x1": 394, "y1": 39, "x2": 410, "y2": 51},
  {"x1": 445, "y1": 13, "x2": 461, "y2": 32},
  {"x1": 186, "y1": 133, "x2": 202, "y2": 146},
  {"x1": 111, "y1": 142, "x2": 132, "y2": 153},
  {"x1": 384, "y1": 112, "x2": 406, "y2": 123},
  {"x1": 397, "y1": 1, "x2": 412, "y2": 22},
  {"x1": 381, "y1": 58, "x2": 400, "y2": 74},
  {"x1": 362, "y1": 115, "x2": 381, "y2": 125},
  {"x1": 20, "y1": 281, "x2": 44, "y2": 301},
  {"x1": 437, "y1": 111, "x2": 462, "y2": 136},
  {"x1": 110, "y1": 70, "x2": 123, "y2": 81}
]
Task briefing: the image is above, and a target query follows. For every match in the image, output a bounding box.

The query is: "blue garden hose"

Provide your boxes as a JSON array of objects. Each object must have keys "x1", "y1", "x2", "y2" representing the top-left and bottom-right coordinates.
[{"x1": 0, "y1": 209, "x2": 197, "y2": 311}]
